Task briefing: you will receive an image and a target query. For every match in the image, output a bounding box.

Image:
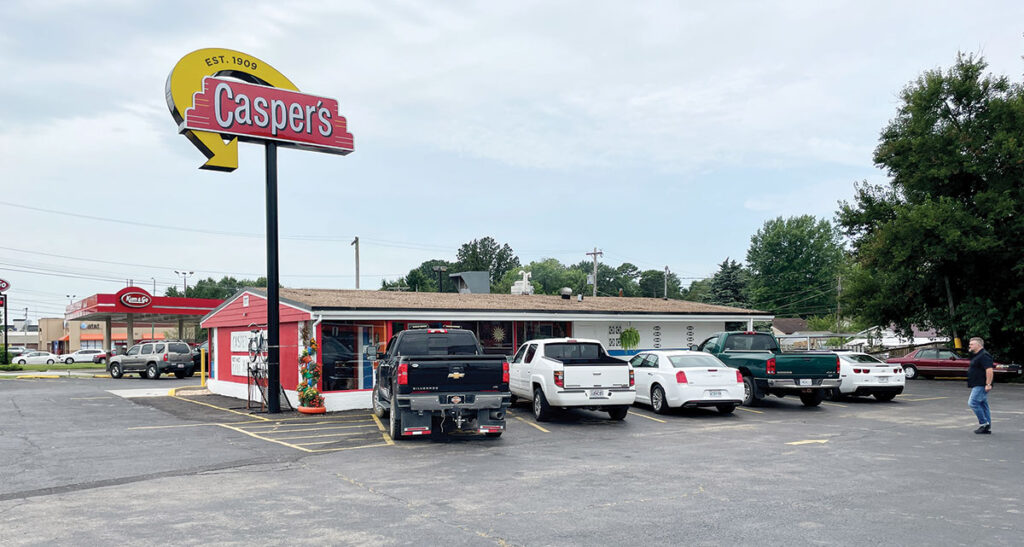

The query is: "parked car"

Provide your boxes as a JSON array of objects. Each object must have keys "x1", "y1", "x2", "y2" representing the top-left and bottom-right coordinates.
[
  {"x1": 107, "y1": 341, "x2": 195, "y2": 379},
  {"x1": 92, "y1": 350, "x2": 110, "y2": 364},
  {"x1": 695, "y1": 331, "x2": 840, "y2": 407},
  {"x1": 16, "y1": 351, "x2": 60, "y2": 365},
  {"x1": 373, "y1": 328, "x2": 510, "y2": 439},
  {"x1": 629, "y1": 350, "x2": 744, "y2": 414},
  {"x1": 831, "y1": 352, "x2": 905, "y2": 401},
  {"x1": 60, "y1": 349, "x2": 106, "y2": 364},
  {"x1": 886, "y1": 348, "x2": 1022, "y2": 380},
  {"x1": 7, "y1": 346, "x2": 27, "y2": 356},
  {"x1": 191, "y1": 341, "x2": 209, "y2": 371},
  {"x1": 510, "y1": 337, "x2": 635, "y2": 421}
]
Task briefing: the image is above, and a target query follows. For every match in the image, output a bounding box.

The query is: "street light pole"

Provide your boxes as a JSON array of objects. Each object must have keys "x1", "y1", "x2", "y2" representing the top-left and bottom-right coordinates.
[
  {"x1": 65, "y1": 294, "x2": 75, "y2": 354},
  {"x1": 150, "y1": 277, "x2": 156, "y2": 340},
  {"x1": 432, "y1": 265, "x2": 448, "y2": 293},
  {"x1": 174, "y1": 270, "x2": 194, "y2": 296}
]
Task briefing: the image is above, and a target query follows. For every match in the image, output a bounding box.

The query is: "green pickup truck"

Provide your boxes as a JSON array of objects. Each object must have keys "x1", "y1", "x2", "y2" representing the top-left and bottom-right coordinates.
[{"x1": 694, "y1": 331, "x2": 840, "y2": 407}]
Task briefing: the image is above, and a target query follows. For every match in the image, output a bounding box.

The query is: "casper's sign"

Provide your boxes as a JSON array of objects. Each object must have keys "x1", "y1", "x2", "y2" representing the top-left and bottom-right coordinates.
[
  {"x1": 183, "y1": 77, "x2": 354, "y2": 155},
  {"x1": 167, "y1": 48, "x2": 354, "y2": 171}
]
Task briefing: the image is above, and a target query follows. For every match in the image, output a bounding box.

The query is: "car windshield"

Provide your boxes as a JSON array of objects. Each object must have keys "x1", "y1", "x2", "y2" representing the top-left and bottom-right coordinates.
[
  {"x1": 398, "y1": 332, "x2": 480, "y2": 355},
  {"x1": 667, "y1": 353, "x2": 726, "y2": 368},
  {"x1": 543, "y1": 343, "x2": 603, "y2": 361},
  {"x1": 840, "y1": 353, "x2": 884, "y2": 364}
]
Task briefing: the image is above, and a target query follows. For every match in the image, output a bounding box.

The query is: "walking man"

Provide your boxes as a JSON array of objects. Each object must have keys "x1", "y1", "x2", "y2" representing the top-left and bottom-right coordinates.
[{"x1": 966, "y1": 337, "x2": 994, "y2": 434}]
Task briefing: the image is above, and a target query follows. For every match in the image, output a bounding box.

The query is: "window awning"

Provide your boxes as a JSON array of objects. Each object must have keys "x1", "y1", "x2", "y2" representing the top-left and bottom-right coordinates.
[{"x1": 80, "y1": 333, "x2": 166, "y2": 341}]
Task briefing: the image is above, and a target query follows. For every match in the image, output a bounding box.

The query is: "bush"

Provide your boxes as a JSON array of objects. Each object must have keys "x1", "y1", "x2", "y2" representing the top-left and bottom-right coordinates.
[{"x1": 0, "y1": 364, "x2": 24, "y2": 371}]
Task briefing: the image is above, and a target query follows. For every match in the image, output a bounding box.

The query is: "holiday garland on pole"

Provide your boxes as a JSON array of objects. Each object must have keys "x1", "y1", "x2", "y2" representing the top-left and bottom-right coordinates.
[{"x1": 297, "y1": 337, "x2": 324, "y2": 408}]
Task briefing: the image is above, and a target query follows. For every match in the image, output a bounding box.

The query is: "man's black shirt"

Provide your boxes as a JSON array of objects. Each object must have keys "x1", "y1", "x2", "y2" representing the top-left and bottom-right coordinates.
[{"x1": 967, "y1": 349, "x2": 994, "y2": 387}]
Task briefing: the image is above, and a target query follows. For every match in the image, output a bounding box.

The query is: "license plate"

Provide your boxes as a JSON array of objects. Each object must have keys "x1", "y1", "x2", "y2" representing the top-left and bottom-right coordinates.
[
  {"x1": 707, "y1": 390, "x2": 724, "y2": 398},
  {"x1": 446, "y1": 394, "x2": 466, "y2": 404},
  {"x1": 588, "y1": 389, "x2": 608, "y2": 399},
  {"x1": 877, "y1": 376, "x2": 888, "y2": 383},
  {"x1": 798, "y1": 379, "x2": 812, "y2": 386},
  {"x1": 177, "y1": 364, "x2": 184, "y2": 368}
]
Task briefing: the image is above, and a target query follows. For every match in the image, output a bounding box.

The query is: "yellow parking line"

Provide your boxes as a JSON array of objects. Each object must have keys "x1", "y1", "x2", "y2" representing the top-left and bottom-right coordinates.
[
  {"x1": 215, "y1": 423, "x2": 312, "y2": 452},
  {"x1": 821, "y1": 401, "x2": 847, "y2": 408},
  {"x1": 786, "y1": 439, "x2": 829, "y2": 446},
  {"x1": 307, "y1": 442, "x2": 392, "y2": 453},
  {"x1": 736, "y1": 407, "x2": 764, "y2": 414},
  {"x1": 274, "y1": 431, "x2": 370, "y2": 441},
  {"x1": 900, "y1": 396, "x2": 949, "y2": 402},
  {"x1": 252, "y1": 424, "x2": 377, "y2": 435},
  {"x1": 370, "y1": 414, "x2": 395, "y2": 445},
  {"x1": 628, "y1": 411, "x2": 667, "y2": 423},
  {"x1": 244, "y1": 418, "x2": 373, "y2": 429},
  {"x1": 171, "y1": 395, "x2": 270, "y2": 421},
  {"x1": 128, "y1": 423, "x2": 220, "y2": 430},
  {"x1": 514, "y1": 415, "x2": 550, "y2": 433}
]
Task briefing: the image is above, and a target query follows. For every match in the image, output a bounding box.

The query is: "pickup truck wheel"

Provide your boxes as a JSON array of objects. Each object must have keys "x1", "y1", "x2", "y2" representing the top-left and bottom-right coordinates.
[
  {"x1": 388, "y1": 393, "x2": 405, "y2": 441},
  {"x1": 874, "y1": 392, "x2": 897, "y2": 402},
  {"x1": 372, "y1": 385, "x2": 388, "y2": 418},
  {"x1": 185, "y1": 370, "x2": 195, "y2": 378},
  {"x1": 533, "y1": 387, "x2": 553, "y2": 422},
  {"x1": 146, "y1": 363, "x2": 160, "y2": 380},
  {"x1": 742, "y1": 376, "x2": 760, "y2": 406},
  {"x1": 174, "y1": 371, "x2": 186, "y2": 379},
  {"x1": 109, "y1": 363, "x2": 123, "y2": 379},
  {"x1": 607, "y1": 406, "x2": 629, "y2": 421},
  {"x1": 650, "y1": 385, "x2": 669, "y2": 415},
  {"x1": 902, "y1": 364, "x2": 918, "y2": 380},
  {"x1": 799, "y1": 391, "x2": 823, "y2": 407},
  {"x1": 716, "y1": 404, "x2": 736, "y2": 415},
  {"x1": 830, "y1": 388, "x2": 844, "y2": 401}
]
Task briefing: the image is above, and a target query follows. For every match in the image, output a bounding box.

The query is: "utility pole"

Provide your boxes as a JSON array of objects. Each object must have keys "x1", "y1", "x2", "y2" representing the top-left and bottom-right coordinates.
[
  {"x1": 351, "y1": 236, "x2": 360, "y2": 289},
  {"x1": 836, "y1": 274, "x2": 842, "y2": 333},
  {"x1": 585, "y1": 248, "x2": 603, "y2": 297},
  {"x1": 944, "y1": 275, "x2": 961, "y2": 349},
  {"x1": 664, "y1": 266, "x2": 669, "y2": 300}
]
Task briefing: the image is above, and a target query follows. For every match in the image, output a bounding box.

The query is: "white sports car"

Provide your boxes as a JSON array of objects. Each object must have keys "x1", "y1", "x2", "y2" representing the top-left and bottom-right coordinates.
[
  {"x1": 16, "y1": 351, "x2": 61, "y2": 365},
  {"x1": 833, "y1": 352, "x2": 905, "y2": 402},
  {"x1": 629, "y1": 350, "x2": 745, "y2": 414}
]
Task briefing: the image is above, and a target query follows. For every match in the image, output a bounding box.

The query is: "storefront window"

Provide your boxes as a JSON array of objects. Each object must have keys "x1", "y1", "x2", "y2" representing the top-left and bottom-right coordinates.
[
  {"x1": 321, "y1": 322, "x2": 382, "y2": 392},
  {"x1": 475, "y1": 321, "x2": 513, "y2": 356}
]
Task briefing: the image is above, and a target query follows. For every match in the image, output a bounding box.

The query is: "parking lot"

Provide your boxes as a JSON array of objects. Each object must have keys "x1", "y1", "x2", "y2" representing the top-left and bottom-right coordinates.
[{"x1": 1, "y1": 375, "x2": 1022, "y2": 546}]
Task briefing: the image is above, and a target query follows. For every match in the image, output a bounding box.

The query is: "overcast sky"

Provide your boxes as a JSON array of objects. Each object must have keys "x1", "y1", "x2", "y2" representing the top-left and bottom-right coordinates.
[{"x1": 1, "y1": 0, "x2": 1022, "y2": 322}]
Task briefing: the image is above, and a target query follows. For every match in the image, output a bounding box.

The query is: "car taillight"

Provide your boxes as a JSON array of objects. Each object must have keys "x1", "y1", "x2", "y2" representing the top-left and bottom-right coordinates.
[
  {"x1": 502, "y1": 361, "x2": 509, "y2": 383},
  {"x1": 735, "y1": 370, "x2": 743, "y2": 383},
  {"x1": 766, "y1": 358, "x2": 776, "y2": 375},
  {"x1": 676, "y1": 370, "x2": 688, "y2": 383},
  {"x1": 836, "y1": 356, "x2": 841, "y2": 374},
  {"x1": 629, "y1": 368, "x2": 635, "y2": 387},
  {"x1": 554, "y1": 371, "x2": 564, "y2": 387},
  {"x1": 894, "y1": 368, "x2": 901, "y2": 374},
  {"x1": 397, "y1": 363, "x2": 408, "y2": 385},
  {"x1": 163, "y1": 354, "x2": 168, "y2": 362}
]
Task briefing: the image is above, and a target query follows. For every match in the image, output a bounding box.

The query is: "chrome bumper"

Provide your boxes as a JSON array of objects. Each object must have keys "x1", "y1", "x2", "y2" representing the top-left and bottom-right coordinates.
[{"x1": 766, "y1": 378, "x2": 841, "y2": 390}]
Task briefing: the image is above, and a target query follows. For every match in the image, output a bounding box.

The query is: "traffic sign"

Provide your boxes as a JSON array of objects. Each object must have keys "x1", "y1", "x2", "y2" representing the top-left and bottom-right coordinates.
[{"x1": 0, "y1": 278, "x2": 9, "y2": 292}]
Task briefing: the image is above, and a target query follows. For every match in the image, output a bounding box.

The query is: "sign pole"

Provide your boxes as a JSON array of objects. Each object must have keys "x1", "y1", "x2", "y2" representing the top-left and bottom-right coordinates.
[
  {"x1": 2, "y1": 294, "x2": 7, "y2": 365},
  {"x1": 265, "y1": 142, "x2": 281, "y2": 413}
]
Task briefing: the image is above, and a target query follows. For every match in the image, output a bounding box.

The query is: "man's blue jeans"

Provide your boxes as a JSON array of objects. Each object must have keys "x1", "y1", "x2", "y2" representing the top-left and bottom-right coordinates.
[{"x1": 968, "y1": 386, "x2": 991, "y2": 425}]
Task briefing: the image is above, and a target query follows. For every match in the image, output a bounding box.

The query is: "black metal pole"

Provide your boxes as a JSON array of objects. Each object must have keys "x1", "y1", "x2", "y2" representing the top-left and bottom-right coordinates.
[
  {"x1": 265, "y1": 142, "x2": 281, "y2": 413},
  {"x1": 2, "y1": 295, "x2": 8, "y2": 365}
]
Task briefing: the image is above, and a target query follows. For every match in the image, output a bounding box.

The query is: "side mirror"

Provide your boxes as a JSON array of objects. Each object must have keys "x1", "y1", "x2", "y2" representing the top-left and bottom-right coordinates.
[{"x1": 689, "y1": 344, "x2": 698, "y2": 351}]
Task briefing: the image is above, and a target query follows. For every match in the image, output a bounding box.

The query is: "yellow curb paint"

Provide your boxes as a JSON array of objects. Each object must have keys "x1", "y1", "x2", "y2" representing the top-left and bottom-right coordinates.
[
  {"x1": 821, "y1": 401, "x2": 847, "y2": 408},
  {"x1": 514, "y1": 415, "x2": 550, "y2": 433},
  {"x1": 171, "y1": 395, "x2": 271, "y2": 421},
  {"x1": 736, "y1": 407, "x2": 764, "y2": 414},
  {"x1": 15, "y1": 375, "x2": 61, "y2": 379},
  {"x1": 628, "y1": 411, "x2": 667, "y2": 423},
  {"x1": 92, "y1": 375, "x2": 109, "y2": 378},
  {"x1": 167, "y1": 385, "x2": 203, "y2": 396},
  {"x1": 786, "y1": 439, "x2": 829, "y2": 446}
]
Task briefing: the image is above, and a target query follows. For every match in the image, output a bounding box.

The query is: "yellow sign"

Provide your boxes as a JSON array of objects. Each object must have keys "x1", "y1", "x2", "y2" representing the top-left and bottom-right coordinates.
[{"x1": 166, "y1": 48, "x2": 298, "y2": 172}]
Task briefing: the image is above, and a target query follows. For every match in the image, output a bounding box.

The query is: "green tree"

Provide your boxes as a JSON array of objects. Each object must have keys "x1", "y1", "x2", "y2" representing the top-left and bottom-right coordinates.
[
  {"x1": 745, "y1": 215, "x2": 844, "y2": 317},
  {"x1": 707, "y1": 259, "x2": 750, "y2": 308},
  {"x1": 682, "y1": 278, "x2": 712, "y2": 302},
  {"x1": 165, "y1": 276, "x2": 268, "y2": 299},
  {"x1": 637, "y1": 269, "x2": 682, "y2": 299},
  {"x1": 837, "y1": 53, "x2": 1024, "y2": 360},
  {"x1": 455, "y1": 237, "x2": 520, "y2": 291},
  {"x1": 569, "y1": 260, "x2": 639, "y2": 297}
]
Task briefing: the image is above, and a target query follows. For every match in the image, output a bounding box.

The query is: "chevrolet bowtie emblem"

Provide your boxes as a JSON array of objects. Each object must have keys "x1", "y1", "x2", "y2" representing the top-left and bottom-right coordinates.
[{"x1": 448, "y1": 372, "x2": 466, "y2": 380}]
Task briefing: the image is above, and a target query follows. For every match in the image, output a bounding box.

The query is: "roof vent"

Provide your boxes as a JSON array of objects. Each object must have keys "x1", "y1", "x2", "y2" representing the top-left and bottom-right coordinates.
[{"x1": 560, "y1": 288, "x2": 572, "y2": 300}]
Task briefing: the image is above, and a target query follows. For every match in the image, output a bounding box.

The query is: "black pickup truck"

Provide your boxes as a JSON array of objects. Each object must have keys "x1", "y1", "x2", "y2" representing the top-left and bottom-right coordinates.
[{"x1": 372, "y1": 328, "x2": 510, "y2": 439}]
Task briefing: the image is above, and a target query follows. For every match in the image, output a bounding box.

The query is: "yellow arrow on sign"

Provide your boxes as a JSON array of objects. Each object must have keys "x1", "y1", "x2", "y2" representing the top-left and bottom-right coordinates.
[{"x1": 166, "y1": 48, "x2": 299, "y2": 171}]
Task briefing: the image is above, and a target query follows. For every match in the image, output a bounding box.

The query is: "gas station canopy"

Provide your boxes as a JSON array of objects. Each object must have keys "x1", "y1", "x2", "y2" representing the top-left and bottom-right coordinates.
[{"x1": 66, "y1": 287, "x2": 223, "y2": 327}]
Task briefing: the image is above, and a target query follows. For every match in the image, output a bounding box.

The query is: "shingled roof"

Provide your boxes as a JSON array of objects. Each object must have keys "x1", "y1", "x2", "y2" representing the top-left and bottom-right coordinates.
[{"x1": 274, "y1": 288, "x2": 767, "y2": 315}]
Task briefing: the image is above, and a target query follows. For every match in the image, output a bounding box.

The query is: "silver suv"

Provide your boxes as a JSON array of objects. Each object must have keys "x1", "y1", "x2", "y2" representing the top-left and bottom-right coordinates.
[{"x1": 108, "y1": 341, "x2": 194, "y2": 379}]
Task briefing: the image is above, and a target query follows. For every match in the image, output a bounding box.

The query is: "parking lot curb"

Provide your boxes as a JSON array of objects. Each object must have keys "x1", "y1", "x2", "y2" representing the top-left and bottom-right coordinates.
[
  {"x1": 15, "y1": 374, "x2": 62, "y2": 379},
  {"x1": 168, "y1": 385, "x2": 208, "y2": 397}
]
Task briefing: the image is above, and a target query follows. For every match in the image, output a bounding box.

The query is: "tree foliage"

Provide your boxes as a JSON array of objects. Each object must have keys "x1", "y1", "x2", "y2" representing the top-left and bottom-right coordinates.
[
  {"x1": 707, "y1": 259, "x2": 750, "y2": 308},
  {"x1": 837, "y1": 53, "x2": 1024, "y2": 360},
  {"x1": 455, "y1": 236, "x2": 521, "y2": 290},
  {"x1": 746, "y1": 215, "x2": 844, "y2": 317},
  {"x1": 165, "y1": 276, "x2": 268, "y2": 299}
]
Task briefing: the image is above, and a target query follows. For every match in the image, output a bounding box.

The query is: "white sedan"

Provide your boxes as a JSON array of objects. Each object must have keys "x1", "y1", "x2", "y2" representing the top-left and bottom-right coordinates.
[
  {"x1": 15, "y1": 351, "x2": 61, "y2": 365},
  {"x1": 832, "y1": 352, "x2": 905, "y2": 402},
  {"x1": 59, "y1": 349, "x2": 106, "y2": 364},
  {"x1": 629, "y1": 350, "x2": 745, "y2": 414}
]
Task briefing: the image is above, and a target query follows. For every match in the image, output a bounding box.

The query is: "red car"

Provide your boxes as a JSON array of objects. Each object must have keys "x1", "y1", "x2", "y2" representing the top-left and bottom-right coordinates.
[{"x1": 886, "y1": 348, "x2": 1021, "y2": 380}]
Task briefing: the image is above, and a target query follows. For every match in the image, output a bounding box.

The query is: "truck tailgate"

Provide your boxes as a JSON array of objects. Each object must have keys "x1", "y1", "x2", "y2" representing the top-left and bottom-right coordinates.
[
  {"x1": 564, "y1": 365, "x2": 631, "y2": 389},
  {"x1": 406, "y1": 356, "x2": 505, "y2": 393},
  {"x1": 775, "y1": 354, "x2": 838, "y2": 378}
]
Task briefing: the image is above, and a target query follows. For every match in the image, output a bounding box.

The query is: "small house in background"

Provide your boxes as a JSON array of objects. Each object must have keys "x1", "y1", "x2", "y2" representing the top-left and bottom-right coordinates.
[
  {"x1": 771, "y1": 317, "x2": 807, "y2": 336},
  {"x1": 449, "y1": 271, "x2": 490, "y2": 294}
]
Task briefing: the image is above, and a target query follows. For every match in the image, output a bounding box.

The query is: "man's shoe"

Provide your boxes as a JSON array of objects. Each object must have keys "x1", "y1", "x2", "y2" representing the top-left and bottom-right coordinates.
[{"x1": 975, "y1": 424, "x2": 991, "y2": 434}]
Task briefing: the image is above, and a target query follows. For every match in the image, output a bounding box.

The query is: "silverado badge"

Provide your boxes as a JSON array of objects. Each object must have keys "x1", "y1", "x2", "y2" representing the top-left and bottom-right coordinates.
[{"x1": 448, "y1": 371, "x2": 466, "y2": 380}]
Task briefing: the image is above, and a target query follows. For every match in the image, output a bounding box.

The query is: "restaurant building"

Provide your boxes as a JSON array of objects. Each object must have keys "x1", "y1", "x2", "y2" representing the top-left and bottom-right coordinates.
[{"x1": 200, "y1": 288, "x2": 771, "y2": 411}]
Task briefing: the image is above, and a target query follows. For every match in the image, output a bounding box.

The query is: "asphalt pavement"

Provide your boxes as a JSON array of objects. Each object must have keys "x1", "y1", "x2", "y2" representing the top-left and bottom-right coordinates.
[{"x1": 1, "y1": 374, "x2": 1022, "y2": 546}]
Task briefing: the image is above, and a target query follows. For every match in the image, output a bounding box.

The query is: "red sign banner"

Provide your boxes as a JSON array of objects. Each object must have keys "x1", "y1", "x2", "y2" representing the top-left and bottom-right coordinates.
[
  {"x1": 117, "y1": 287, "x2": 153, "y2": 309},
  {"x1": 0, "y1": 278, "x2": 9, "y2": 292},
  {"x1": 182, "y1": 77, "x2": 354, "y2": 155}
]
